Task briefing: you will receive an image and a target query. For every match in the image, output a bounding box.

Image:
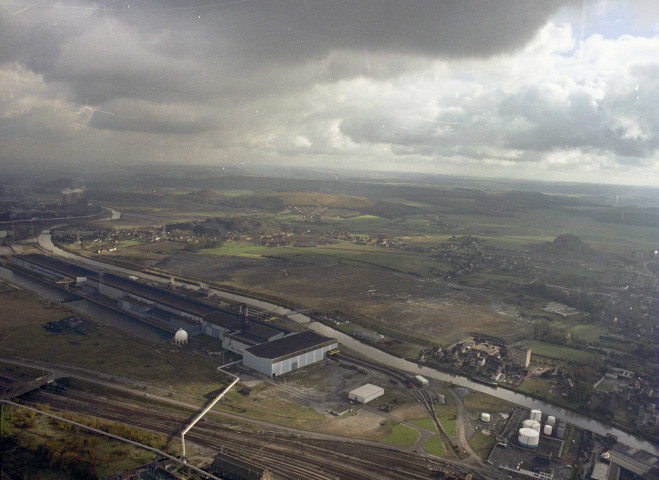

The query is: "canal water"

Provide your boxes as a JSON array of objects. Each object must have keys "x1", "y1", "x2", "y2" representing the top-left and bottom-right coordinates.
[
  {"x1": 34, "y1": 231, "x2": 658, "y2": 455},
  {"x1": 0, "y1": 266, "x2": 168, "y2": 344},
  {"x1": 308, "y1": 324, "x2": 658, "y2": 455}
]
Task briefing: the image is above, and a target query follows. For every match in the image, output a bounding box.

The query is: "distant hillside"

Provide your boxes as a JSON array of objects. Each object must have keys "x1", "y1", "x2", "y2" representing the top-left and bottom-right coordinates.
[
  {"x1": 181, "y1": 190, "x2": 419, "y2": 218},
  {"x1": 541, "y1": 234, "x2": 592, "y2": 255}
]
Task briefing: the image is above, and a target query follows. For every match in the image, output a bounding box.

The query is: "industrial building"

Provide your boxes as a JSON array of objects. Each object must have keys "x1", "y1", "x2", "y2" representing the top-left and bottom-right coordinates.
[
  {"x1": 12, "y1": 254, "x2": 285, "y2": 339},
  {"x1": 508, "y1": 345, "x2": 532, "y2": 368},
  {"x1": 242, "y1": 331, "x2": 337, "y2": 377},
  {"x1": 601, "y1": 444, "x2": 659, "y2": 480},
  {"x1": 348, "y1": 384, "x2": 384, "y2": 404},
  {"x1": 12, "y1": 253, "x2": 96, "y2": 288},
  {"x1": 10, "y1": 254, "x2": 336, "y2": 377},
  {"x1": 354, "y1": 329, "x2": 384, "y2": 343}
]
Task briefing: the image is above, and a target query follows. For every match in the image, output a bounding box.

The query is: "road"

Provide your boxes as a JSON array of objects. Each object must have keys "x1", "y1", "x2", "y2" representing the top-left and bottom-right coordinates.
[
  {"x1": 31, "y1": 231, "x2": 659, "y2": 455},
  {"x1": 0, "y1": 356, "x2": 503, "y2": 478}
]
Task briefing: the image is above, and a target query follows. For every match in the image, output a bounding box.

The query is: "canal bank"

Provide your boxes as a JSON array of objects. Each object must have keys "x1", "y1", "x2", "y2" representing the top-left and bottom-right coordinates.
[{"x1": 34, "y1": 231, "x2": 658, "y2": 455}]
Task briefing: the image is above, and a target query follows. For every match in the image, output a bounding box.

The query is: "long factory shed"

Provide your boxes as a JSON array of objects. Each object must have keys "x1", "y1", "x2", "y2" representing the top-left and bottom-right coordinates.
[{"x1": 12, "y1": 254, "x2": 336, "y2": 377}]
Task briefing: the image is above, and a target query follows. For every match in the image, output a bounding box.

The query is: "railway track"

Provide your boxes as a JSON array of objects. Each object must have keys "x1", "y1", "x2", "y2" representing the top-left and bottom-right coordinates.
[
  {"x1": 338, "y1": 352, "x2": 489, "y2": 467},
  {"x1": 20, "y1": 388, "x2": 498, "y2": 480},
  {"x1": 337, "y1": 352, "x2": 416, "y2": 388},
  {"x1": 413, "y1": 388, "x2": 458, "y2": 456}
]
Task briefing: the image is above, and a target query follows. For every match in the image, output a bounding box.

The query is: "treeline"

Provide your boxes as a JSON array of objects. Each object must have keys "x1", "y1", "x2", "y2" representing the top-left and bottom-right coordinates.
[
  {"x1": 1, "y1": 403, "x2": 168, "y2": 480},
  {"x1": 526, "y1": 281, "x2": 599, "y2": 316}
]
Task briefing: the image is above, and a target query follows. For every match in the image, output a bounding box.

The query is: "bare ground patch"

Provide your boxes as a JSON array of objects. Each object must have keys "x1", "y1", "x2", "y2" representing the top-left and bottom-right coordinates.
[{"x1": 157, "y1": 254, "x2": 530, "y2": 343}]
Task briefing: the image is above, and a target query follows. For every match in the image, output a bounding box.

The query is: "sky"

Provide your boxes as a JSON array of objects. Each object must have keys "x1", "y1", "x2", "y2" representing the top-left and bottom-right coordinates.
[{"x1": 1, "y1": 0, "x2": 658, "y2": 185}]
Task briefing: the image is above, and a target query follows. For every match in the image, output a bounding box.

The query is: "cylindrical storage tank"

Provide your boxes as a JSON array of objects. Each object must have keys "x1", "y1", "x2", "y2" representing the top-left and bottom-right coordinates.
[
  {"x1": 174, "y1": 328, "x2": 188, "y2": 345},
  {"x1": 518, "y1": 428, "x2": 540, "y2": 448},
  {"x1": 530, "y1": 409, "x2": 542, "y2": 422},
  {"x1": 523, "y1": 419, "x2": 540, "y2": 432},
  {"x1": 480, "y1": 412, "x2": 491, "y2": 423},
  {"x1": 547, "y1": 416, "x2": 556, "y2": 426},
  {"x1": 544, "y1": 425, "x2": 553, "y2": 436}
]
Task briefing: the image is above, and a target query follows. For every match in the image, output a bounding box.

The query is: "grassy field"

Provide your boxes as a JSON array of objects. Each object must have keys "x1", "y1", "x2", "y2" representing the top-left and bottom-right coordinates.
[
  {"x1": 570, "y1": 324, "x2": 608, "y2": 343},
  {"x1": 0, "y1": 281, "x2": 227, "y2": 396},
  {"x1": 424, "y1": 436, "x2": 447, "y2": 455},
  {"x1": 382, "y1": 422, "x2": 419, "y2": 447},
  {"x1": 220, "y1": 385, "x2": 327, "y2": 431},
  {"x1": 438, "y1": 416, "x2": 457, "y2": 437},
  {"x1": 518, "y1": 378, "x2": 572, "y2": 409},
  {"x1": 526, "y1": 341, "x2": 597, "y2": 364},
  {"x1": 408, "y1": 418, "x2": 437, "y2": 432},
  {"x1": 463, "y1": 392, "x2": 515, "y2": 413},
  {"x1": 468, "y1": 431, "x2": 496, "y2": 457}
]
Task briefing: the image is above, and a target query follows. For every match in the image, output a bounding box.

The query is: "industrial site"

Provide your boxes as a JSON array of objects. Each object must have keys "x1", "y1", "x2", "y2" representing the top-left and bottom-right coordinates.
[{"x1": 2, "y1": 212, "x2": 657, "y2": 480}]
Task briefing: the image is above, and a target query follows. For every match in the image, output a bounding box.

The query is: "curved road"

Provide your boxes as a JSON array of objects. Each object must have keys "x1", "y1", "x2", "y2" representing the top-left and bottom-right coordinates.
[
  {"x1": 34, "y1": 231, "x2": 659, "y2": 455},
  {"x1": 0, "y1": 356, "x2": 501, "y2": 477}
]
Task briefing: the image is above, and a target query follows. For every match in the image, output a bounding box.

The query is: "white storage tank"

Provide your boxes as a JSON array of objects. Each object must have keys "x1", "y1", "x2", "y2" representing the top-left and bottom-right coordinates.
[
  {"x1": 523, "y1": 419, "x2": 541, "y2": 432},
  {"x1": 547, "y1": 416, "x2": 556, "y2": 426},
  {"x1": 530, "y1": 409, "x2": 542, "y2": 422},
  {"x1": 518, "y1": 428, "x2": 540, "y2": 448},
  {"x1": 480, "y1": 412, "x2": 491, "y2": 423},
  {"x1": 544, "y1": 424, "x2": 553, "y2": 436},
  {"x1": 174, "y1": 328, "x2": 188, "y2": 345}
]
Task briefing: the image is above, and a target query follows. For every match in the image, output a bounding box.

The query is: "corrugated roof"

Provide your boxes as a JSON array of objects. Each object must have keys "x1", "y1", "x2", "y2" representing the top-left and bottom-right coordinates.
[
  {"x1": 244, "y1": 331, "x2": 335, "y2": 360},
  {"x1": 349, "y1": 384, "x2": 384, "y2": 398},
  {"x1": 102, "y1": 273, "x2": 218, "y2": 316},
  {"x1": 19, "y1": 253, "x2": 98, "y2": 278}
]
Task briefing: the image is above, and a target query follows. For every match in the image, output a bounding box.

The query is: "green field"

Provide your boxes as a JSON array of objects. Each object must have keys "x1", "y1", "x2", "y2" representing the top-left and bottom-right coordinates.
[
  {"x1": 382, "y1": 422, "x2": 419, "y2": 447},
  {"x1": 526, "y1": 341, "x2": 597, "y2": 364},
  {"x1": 468, "y1": 431, "x2": 496, "y2": 456},
  {"x1": 571, "y1": 324, "x2": 608, "y2": 343},
  {"x1": 518, "y1": 378, "x2": 571, "y2": 409},
  {"x1": 408, "y1": 418, "x2": 437, "y2": 432},
  {"x1": 202, "y1": 242, "x2": 269, "y2": 258},
  {"x1": 424, "y1": 436, "x2": 447, "y2": 455},
  {"x1": 463, "y1": 392, "x2": 515, "y2": 413}
]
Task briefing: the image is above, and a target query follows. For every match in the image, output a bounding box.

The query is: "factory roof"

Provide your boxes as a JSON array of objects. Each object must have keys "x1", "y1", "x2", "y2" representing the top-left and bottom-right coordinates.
[
  {"x1": 18, "y1": 253, "x2": 98, "y2": 278},
  {"x1": 244, "y1": 331, "x2": 336, "y2": 361},
  {"x1": 349, "y1": 384, "x2": 384, "y2": 398},
  {"x1": 102, "y1": 273, "x2": 218, "y2": 317},
  {"x1": 607, "y1": 444, "x2": 658, "y2": 477}
]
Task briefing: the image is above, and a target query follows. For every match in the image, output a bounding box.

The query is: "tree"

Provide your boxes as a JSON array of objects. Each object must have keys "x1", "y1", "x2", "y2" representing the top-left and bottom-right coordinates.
[{"x1": 569, "y1": 380, "x2": 593, "y2": 403}]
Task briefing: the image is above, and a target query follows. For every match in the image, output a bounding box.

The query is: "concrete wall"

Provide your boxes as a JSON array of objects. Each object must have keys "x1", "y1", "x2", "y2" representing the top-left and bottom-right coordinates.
[
  {"x1": 242, "y1": 351, "x2": 274, "y2": 376},
  {"x1": 244, "y1": 341, "x2": 338, "y2": 377},
  {"x1": 222, "y1": 335, "x2": 253, "y2": 354}
]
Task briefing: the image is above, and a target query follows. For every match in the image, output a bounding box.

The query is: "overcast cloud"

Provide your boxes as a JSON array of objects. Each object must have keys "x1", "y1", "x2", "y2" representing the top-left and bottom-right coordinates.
[{"x1": 1, "y1": 0, "x2": 658, "y2": 185}]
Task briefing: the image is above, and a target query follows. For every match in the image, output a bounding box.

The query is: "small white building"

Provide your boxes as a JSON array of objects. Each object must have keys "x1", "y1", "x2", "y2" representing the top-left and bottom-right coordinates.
[{"x1": 348, "y1": 384, "x2": 384, "y2": 404}]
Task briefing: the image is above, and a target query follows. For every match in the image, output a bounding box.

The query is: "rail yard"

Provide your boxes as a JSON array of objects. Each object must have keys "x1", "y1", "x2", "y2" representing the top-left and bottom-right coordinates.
[{"x1": 13, "y1": 381, "x2": 500, "y2": 480}]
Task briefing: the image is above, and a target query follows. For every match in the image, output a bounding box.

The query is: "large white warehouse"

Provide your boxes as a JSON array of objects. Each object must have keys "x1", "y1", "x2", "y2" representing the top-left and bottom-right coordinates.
[
  {"x1": 242, "y1": 331, "x2": 337, "y2": 377},
  {"x1": 348, "y1": 384, "x2": 384, "y2": 404}
]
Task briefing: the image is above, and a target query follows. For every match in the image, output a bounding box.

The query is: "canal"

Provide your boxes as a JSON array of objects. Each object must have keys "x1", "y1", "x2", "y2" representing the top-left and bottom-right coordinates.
[{"x1": 34, "y1": 231, "x2": 659, "y2": 455}]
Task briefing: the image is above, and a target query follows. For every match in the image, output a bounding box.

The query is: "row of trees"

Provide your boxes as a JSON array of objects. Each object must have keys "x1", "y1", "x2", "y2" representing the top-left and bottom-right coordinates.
[{"x1": 1, "y1": 403, "x2": 169, "y2": 480}]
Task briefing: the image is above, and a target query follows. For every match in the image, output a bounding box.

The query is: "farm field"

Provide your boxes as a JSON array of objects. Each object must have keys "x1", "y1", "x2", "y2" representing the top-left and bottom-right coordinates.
[{"x1": 525, "y1": 341, "x2": 597, "y2": 364}]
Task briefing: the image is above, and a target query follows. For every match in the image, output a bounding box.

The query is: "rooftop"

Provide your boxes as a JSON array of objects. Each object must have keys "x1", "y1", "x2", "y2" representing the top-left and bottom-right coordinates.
[
  {"x1": 102, "y1": 273, "x2": 218, "y2": 317},
  {"x1": 244, "y1": 331, "x2": 336, "y2": 360},
  {"x1": 349, "y1": 383, "x2": 384, "y2": 397},
  {"x1": 18, "y1": 253, "x2": 98, "y2": 279}
]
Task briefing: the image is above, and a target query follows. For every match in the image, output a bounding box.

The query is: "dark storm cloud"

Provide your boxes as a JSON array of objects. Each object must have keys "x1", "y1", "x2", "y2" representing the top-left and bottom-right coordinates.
[
  {"x1": 2, "y1": 0, "x2": 657, "y2": 184},
  {"x1": 2, "y1": 1, "x2": 570, "y2": 103},
  {"x1": 87, "y1": 99, "x2": 216, "y2": 134}
]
